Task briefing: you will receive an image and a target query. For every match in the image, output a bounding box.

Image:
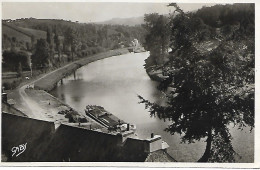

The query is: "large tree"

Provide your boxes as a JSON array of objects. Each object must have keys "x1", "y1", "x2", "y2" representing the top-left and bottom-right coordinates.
[
  {"x1": 2, "y1": 50, "x2": 29, "y2": 73},
  {"x1": 31, "y1": 38, "x2": 50, "y2": 68},
  {"x1": 143, "y1": 13, "x2": 171, "y2": 66},
  {"x1": 54, "y1": 29, "x2": 62, "y2": 63},
  {"x1": 139, "y1": 3, "x2": 254, "y2": 162},
  {"x1": 64, "y1": 27, "x2": 78, "y2": 61}
]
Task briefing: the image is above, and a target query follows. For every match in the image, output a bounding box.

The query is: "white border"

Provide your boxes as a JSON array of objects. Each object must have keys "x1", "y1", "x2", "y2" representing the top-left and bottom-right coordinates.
[{"x1": 0, "y1": 0, "x2": 259, "y2": 168}]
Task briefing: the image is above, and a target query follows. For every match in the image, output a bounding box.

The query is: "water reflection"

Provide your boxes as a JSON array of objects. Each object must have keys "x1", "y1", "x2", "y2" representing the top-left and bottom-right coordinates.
[{"x1": 50, "y1": 52, "x2": 253, "y2": 162}]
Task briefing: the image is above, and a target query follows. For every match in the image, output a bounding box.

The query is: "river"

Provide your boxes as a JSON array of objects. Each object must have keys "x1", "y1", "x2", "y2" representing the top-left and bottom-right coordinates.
[{"x1": 50, "y1": 51, "x2": 254, "y2": 162}]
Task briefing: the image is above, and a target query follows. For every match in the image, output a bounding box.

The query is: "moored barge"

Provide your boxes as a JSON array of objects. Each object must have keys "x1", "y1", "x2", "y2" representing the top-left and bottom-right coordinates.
[{"x1": 85, "y1": 105, "x2": 136, "y2": 132}]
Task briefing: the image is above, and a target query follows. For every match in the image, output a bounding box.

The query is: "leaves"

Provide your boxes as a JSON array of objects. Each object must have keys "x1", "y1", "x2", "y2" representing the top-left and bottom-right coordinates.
[
  {"x1": 31, "y1": 38, "x2": 50, "y2": 67},
  {"x1": 210, "y1": 128, "x2": 237, "y2": 162},
  {"x1": 139, "y1": 3, "x2": 254, "y2": 162},
  {"x1": 143, "y1": 13, "x2": 171, "y2": 66}
]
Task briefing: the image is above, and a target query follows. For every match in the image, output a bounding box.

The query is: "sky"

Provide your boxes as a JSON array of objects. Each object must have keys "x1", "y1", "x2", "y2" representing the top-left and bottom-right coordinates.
[{"x1": 2, "y1": 2, "x2": 220, "y2": 23}]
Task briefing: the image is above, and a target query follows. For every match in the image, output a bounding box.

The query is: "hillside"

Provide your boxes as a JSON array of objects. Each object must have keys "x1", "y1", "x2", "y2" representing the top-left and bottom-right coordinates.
[
  {"x1": 2, "y1": 22, "x2": 47, "y2": 50},
  {"x1": 4, "y1": 18, "x2": 77, "y2": 31},
  {"x1": 3, "y1": 18, "x2": 146, "y2": 46},
  {"x1": 2, "y1": 17, "x2": 146, "y2": 83},
  {"x1": 3, "y1": 23, "x2": 46, "y2": 40},
  {"x1": 97, "y1": 16, "x2": 144, "y2": 26},
  {"x1": 2, "y1": 24, "x2": 31, "y2": 43}
]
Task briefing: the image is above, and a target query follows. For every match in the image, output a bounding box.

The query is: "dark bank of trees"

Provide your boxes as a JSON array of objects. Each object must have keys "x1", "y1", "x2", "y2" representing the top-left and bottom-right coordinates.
[
  {"x1": 2, "y1": 50, "x2": 30, "y2": 74},
  {"x1": 31, "y1": 22, "x2": 144, "y2": 68},
  {"x1": 139, "y1": 3, "x2": 254, "y2": 162},
  {"x1": 142, "y1": 13, "x2": 171, "y2": 66},
  {"x1": 2, "y1": 19, "x2": 146, "y2": 89}
]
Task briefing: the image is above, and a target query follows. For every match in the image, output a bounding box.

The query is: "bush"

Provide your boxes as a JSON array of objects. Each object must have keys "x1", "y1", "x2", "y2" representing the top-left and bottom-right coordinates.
[
  {"x1": 2, "y1": 78, "x2": 22, "y2": 90},
  {"x1": 2, "y1": 82, "x2": 12, "y2": 90}
]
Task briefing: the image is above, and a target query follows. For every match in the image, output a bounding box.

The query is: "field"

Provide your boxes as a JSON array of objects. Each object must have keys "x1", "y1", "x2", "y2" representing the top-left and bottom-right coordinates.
[
  {"x1": 17, "y1": 26, "x2": 46, "y2": 40},
  {"x1": 2, "y1": 23, "x2": 46, "y2": 42},
  {"x1": 2, "y1": 24, "x2": 31, "y2": 43}
]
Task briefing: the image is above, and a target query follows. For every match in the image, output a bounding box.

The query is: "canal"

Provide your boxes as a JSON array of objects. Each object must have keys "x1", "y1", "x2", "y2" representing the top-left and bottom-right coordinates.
[{"x1": 50, "y1": 51, "x2": 254, "y2": 162}]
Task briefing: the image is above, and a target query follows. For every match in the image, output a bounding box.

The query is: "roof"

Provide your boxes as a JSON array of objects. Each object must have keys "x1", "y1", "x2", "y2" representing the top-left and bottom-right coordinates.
[{"x1": 145, "y1": 150, "x2": 177, "y2": 162}]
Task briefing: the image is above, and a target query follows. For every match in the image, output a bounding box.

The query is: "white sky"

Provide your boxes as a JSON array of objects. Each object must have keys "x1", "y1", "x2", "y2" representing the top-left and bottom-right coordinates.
[{"x1": 2, "y1": 2, "x2": 219, "y2": 23}]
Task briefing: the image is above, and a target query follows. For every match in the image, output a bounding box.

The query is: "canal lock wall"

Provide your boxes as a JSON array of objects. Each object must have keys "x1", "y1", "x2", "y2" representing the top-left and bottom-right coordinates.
[{"x1": 2, "y1": 112, "x2": 169, "y2": 162}]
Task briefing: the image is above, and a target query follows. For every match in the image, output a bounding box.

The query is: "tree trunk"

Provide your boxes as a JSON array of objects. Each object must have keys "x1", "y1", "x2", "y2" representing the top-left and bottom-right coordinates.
[
  {"x1": 17, "y1": 62, "x2": 23, "y2": 77},
  {"x1": 198, "y1": 129, "x2": 212, "y2": 162}
]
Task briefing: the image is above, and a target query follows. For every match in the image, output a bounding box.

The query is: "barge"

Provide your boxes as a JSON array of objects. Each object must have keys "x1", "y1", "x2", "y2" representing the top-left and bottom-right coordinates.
[{"x1": 85, "y1": 105, "x2": 136, "y2": 132}]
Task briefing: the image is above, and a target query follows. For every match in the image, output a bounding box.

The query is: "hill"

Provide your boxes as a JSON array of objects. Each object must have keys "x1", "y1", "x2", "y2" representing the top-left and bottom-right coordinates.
[
  {"x1": 97, "y1": 16, "x2": 144, "y2": 26},
  {"x1": 2, "y1": 22, "x2": 47, "y2": 50},
  {"x1": 3, "y1": 23, "x2": 46, "y2": 40},
  {"x1": 2, "y1": 17, "x2": 146, "y2": 77},
  {"x1": 2, "y1": 24, "x2": 32, "y2": 44}
]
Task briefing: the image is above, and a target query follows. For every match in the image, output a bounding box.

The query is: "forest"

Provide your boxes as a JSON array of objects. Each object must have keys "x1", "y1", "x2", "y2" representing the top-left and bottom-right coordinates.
[
  {"x1": 2, "y1": 18, "x2": 146, "y2": 89},
  {"x1": 2, "y1": 18, "x2": 146, "y2": 68},
  {"x1": 140, "y1": 3, "x2": 254, "y2": 162}
]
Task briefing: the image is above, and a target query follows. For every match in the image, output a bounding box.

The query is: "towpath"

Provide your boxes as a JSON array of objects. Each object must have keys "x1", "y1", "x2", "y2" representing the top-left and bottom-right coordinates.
[
  {"x1": 7, "y1": 48, "x2": 129, "y2": 125},
  {"x1": 18, "y1": 61, "x2": 74, "y2": 119}
]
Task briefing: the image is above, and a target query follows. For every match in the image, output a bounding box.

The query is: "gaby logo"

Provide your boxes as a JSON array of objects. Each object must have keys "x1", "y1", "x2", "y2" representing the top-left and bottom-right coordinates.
[{"x1": 11, "y1": 143, "x2": 27, "y2": 157}]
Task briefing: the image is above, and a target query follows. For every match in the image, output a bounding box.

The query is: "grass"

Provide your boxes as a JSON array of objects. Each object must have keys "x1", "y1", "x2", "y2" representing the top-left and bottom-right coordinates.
[
  {"x1": 18, "y1": 27, "x2": 46, "y2": 40},
  {"x1": 2, "y1": 23, "x2": 46, "y2": 42},
  {"x1": 2, "y1": 24, "x2": 31, "y2": 43}
]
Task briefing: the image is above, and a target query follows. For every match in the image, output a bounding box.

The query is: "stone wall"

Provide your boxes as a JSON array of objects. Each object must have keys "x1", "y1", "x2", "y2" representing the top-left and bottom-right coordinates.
[{"x1": 2, "y1": 112, "x2": 172, "y2": 162}]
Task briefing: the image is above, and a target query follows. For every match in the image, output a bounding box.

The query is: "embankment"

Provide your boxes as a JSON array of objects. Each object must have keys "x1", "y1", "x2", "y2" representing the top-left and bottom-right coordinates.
[
  {"x1": 145, "y1": 67, "x2": 167, "y2": 82},
  {"x1": 2, "y1": 112, "x2": 174, "y2": 162},
  {"x1": 34, "y1": 48, "x2": 130, "y2": 92}
]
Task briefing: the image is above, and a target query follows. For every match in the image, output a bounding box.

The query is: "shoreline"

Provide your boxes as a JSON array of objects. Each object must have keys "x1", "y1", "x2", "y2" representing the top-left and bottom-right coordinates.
[
  {"x1": 3, "y1": 49, "x2": 175, "y2": 162},
  {"x1": 34, "y1": 48, "x2": 130, "y2": 92},
  {"x1": 145, "y1": 66, "x2": 168, "y2": 82},
  {"x1": 7, "y1": 48, "x2": 130, "y2": 128}
]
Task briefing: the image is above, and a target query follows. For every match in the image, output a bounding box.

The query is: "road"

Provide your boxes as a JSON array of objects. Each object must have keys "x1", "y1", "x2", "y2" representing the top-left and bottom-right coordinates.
[
  {"x1": 12, "y1": 48, "x2": 130, "y2": 120},
  {"x1": 17, "y1": 62, "x2": 74, "y2": 120}
]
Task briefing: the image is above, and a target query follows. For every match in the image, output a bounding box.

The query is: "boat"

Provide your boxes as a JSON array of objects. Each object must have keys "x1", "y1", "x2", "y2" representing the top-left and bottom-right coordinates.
[{"x1": 85, "y1": 105, "x2": 136, "y2": 132}]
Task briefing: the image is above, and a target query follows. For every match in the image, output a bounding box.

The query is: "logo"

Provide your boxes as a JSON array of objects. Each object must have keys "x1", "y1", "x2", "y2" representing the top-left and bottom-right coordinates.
[{"x1": 11, "y1": 143, "x2": 27, "y2": 157}]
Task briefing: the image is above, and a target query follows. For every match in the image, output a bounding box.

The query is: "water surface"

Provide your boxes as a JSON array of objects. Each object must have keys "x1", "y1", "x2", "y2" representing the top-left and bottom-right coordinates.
[{"x1": 50, "y1": 52, "x2": 254, "y2": 162}]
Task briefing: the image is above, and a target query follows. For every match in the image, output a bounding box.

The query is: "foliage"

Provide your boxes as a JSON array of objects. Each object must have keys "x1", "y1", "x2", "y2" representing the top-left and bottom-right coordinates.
[
  {"x1": 3, "y1": 19, "x2": 146, "y2": 71},
  {"x1": 31, "y1": 38, "x2": 50, "y2": 68},
  {"x1": 143, "y1": 13, "x2": 171, "y2": 66},
  {"x1": 139, "y1": 3, "x2": 254, "y2": 162},
  {"x1": 2, "y1": 50, "x2": 29, "y2": 72},
  {"x1": 2, "y1": 78, "x2": 22, "y2": 90}
]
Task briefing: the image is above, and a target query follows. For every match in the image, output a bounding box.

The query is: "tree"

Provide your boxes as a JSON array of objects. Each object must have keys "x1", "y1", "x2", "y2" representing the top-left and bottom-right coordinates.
[
  {"x1": 11, "y1": 37, "x2": 17, "y2": 51},
  {"x1": 139, "y1": 3, "x2": 254, "y2": 162},
  {"x1": 31, "y1": 39, "x2": 50, "y2": 68},
  {"x1": 2, "y1": 51, "x2": 29, "y2": 74},
  {"x1": 47, "y1": 27, "x2": 55, "y2": 63},
  {"x1": 54, "y1": 30, "x2": 62, "y2": 63},
  {"x1": 47, "y1": 27, "x2": 52, "y2": 45},
  {"x1": 31, "y1": 35, "x2": 35, "y2": 49},
  {"x1": 143, "y1": 13, "x2": 171, "y2": 66},
  {"x1": 26, "y1": 42, "x2": 30, "y2": 51},
  {"x1": 17, "y1": 62, "x2": 23, "y2": 77},
  {"x1": 64, "y1": 27, "x2": 77, "y2": 61},
  {"x1": 2, "y1": 34, "x2": 11, "y2": 50}
]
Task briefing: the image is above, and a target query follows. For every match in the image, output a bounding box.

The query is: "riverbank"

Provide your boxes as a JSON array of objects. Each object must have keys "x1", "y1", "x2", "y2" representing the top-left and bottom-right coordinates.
[
  {"x1": 34, "y1": 48, "x2": 130, "y2": 92},
  {"x1": 145, "y1": 66, "x2": 168, "y2": 82},
  {"x1": 6, "y1": 48, "x2": 130, "y2": 129}
]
